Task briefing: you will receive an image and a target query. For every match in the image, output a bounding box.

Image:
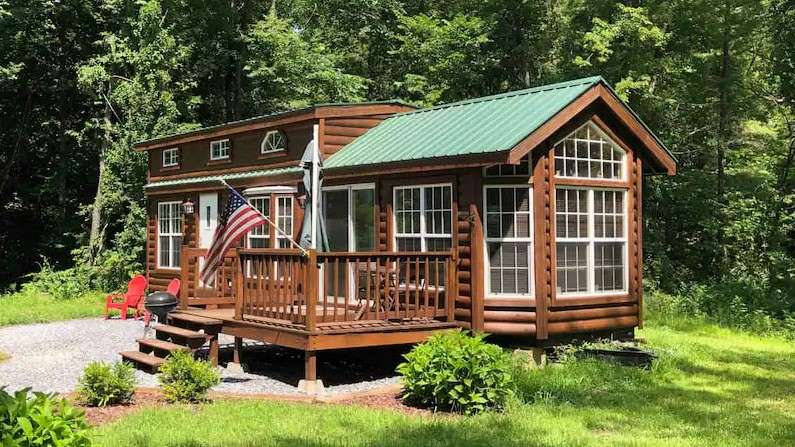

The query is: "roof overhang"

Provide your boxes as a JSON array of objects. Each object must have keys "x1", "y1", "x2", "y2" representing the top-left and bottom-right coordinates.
[
  {"x1": 507, "y1": 83, "x2": 676, "y2": 175},
  {"x1": 144, "y1": 166, "x2": 302, "y2": 195},
  {"x1": 133, "y1": 102, "x2": 417, "y2": 152}
]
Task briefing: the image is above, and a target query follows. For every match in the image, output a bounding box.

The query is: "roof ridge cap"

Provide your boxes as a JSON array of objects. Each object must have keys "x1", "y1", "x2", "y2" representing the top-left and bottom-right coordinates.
[{"x1": 387, "y1": 76, "x2": 603, "y2": 119}]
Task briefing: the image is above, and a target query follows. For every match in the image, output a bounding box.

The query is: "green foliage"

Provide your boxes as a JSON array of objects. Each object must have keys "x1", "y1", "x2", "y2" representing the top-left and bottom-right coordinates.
[
  {"x1": 25, "y1": 261, "x2": 93, "y2": 300},
  {"x1": 0, "y1": 387, "x2": 91, "y2": 447},
  {"x1": 76, "y1": 361, "x2": 136, "y2": 407},
  {"x1": 158, "y1": 351, "x2": 220, "y2": 403},
  {"x1": 397, "y1": 330, "x2": 513, "y2": 415}
]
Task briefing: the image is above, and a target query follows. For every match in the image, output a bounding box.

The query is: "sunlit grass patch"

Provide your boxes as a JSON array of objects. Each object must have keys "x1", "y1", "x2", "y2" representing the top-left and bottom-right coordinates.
[{"x1": 0, "y1": 289, "x2": 104, "y2": 327}]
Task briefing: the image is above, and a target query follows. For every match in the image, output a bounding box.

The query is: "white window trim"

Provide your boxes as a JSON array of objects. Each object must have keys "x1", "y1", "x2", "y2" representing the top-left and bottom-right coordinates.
[
  {"x1": 162, "y1": 148, "x2": 179, "y2": 168},
  {"x1": 483, "y1": 155, "x2": 531, "y2": 177},
  {"x1": 483, "y1": 185, "x2": 535, "y2": 298},
  {"x1": 210, "y1": 138, "x2": 231, "y2": 160},
  {"x1": 261, "y1": 130, "x2": 287, "y2": 154},
  {"x1": 393, "y1": 183, "x2": 453, "y2": 252},
  {"x1": 322, "y1": 183, "x2": 375, "y2": 252},
  {"x1": 555, "y1": 186, "x2": 629, "y2": 297},
  {"x1": 157, "y1": 201, "x2": 182, "y2": 270},
  {"x1": 554, "y1": 120, "x2": 626, "y2": 181}
]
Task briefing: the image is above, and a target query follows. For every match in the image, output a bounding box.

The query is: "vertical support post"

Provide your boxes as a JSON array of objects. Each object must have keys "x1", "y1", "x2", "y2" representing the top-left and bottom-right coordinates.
[
  {"x1": 533, "y1": 147, "x2": 551, "y2": 340},
  {"x1": 179, "y1": 248, "x2": 189, "y2": 310},
  {"x1": 233, "y1": 336, "x2": 243, "y2": 364},
  {"x1": 305, "y1": 249, "x2": 318, "y2": 333},
  {"x1": 446, "y1": 251, "x2": 457, "y2": 322},
  {"x1": 635, "y1": 157, "x2": 644, "y2": 328},
  {"x1": 468, "y1": 204, "x2": 485, "y2": 332},
  {"x1": 234, "y1": 254, "x2": 244, "y2": 320},
  {"x1": 304, "y1": 350, "x2": 317, "y2": 381},
  {"x1": 208, "y1": 334, "x2": 219, "y2": 367}
]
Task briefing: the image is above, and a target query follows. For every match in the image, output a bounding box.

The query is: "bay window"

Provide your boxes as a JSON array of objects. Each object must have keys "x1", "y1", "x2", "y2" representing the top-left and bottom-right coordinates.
[
  {"x1": 394, "y1": 184, "x2": 452, "y2": 251},
  {"x1": 555, "y1": 188, "x2": 626, "y2": 294},
  {"x1": 248, "y1": 196, "x2": 271, "y2": 248},
  {"x1": 157, "y1": 201, "x2": 183, "y2": 269},
  {"x1": 484, "y1": 186, "x2": 533, "y2": 296},
  {"x1": 276, "y1": 196, "x2": 293, "y2": 248}
]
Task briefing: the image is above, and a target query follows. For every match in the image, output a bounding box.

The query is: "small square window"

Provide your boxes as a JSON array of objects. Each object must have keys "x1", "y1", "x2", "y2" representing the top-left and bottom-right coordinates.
[
  {"x1": 162, "y1": 148, "x2": 179, "y2": 168},
  {"x1": 210, "y1": 139, "x2": 230, "y2": 160}
]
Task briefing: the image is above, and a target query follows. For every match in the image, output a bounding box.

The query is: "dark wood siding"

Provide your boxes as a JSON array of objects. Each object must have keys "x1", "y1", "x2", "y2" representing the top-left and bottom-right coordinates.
[{"x1": 321, "y1": 114, "x2": 393, "y2": 157}]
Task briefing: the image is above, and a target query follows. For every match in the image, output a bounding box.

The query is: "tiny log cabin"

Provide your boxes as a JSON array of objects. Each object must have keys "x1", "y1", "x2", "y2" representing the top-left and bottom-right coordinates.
[{"x1": 125, "y1": 76, "x2": 676, "y2": 387}]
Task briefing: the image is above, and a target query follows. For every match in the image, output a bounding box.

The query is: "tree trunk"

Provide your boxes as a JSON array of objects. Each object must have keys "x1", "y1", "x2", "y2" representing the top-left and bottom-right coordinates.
[
  {"x1": 88, "y1": 83, "x2": 112, "y2": 264},
  {"x1": 714, "y1": 4, "x2": 732, "y2": 277}
]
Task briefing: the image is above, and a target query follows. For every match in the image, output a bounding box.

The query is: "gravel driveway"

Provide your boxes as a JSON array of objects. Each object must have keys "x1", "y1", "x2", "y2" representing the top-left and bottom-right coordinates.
[{"x1": 0, "y1": 318, "x2": 399, "y2": 395}]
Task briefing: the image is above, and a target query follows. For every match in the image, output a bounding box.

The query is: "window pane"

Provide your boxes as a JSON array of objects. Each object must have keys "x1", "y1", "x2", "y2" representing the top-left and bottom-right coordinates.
[
  {"x1": 397, "y1": 237, "x2": 421, "y2": 252},
  {"x1": 556, "y1": 242, "x2": 588, "y2": 293},
  {"x1": 595, "y1": 242, "x2": 624, "y2": 292},
  {"x1": 488, "y1": 242, "x2": 532, "y2": 295},
  {"x1": 353, "y1": 189, "x2": 375, "y2": 251},
  {"x1": 324, "y1": 189, "x2": 349, "y2": 252},
  {"x1": 553, "y1": 122, "x2": 626, "y2": 180}
]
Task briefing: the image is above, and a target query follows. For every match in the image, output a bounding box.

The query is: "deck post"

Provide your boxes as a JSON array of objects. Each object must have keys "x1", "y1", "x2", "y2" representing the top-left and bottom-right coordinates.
[
  {"x1": 233, "y1": 336, "x2": 243, "y2": 364},
  {"x1": 305, "y1": 250, "x2": 318, "y2": 333},
  {"x1": 446, "y1": 251, "x2": 457, "y2": 322},
  {"x1": 234, "y1": 254, "x2": 243, "y2": 320},
  {"x1": 179, "y1": 247, "x2": 189, "y2": 310},
  {"x1": 297, "y1": 349, "x2": 324, "y2": 395}
]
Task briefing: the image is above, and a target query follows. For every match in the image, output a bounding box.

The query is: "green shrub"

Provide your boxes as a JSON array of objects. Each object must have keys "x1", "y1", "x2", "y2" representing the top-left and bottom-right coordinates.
[
  {"x1": 158, "y1": 351, "x2": 220, "y2": 403},
  {"x1": 25, "y1": 261, "x2": 93, "y2": 300},
  {"x1": 397, "y1": 330, "x2": 513, "y2": 415},
  {"x1": 0, "y1": 387, "x2": 91, "y2": 446},
  {"x1": 77, "y1": 361, "x2": 136, "y2": 407}
]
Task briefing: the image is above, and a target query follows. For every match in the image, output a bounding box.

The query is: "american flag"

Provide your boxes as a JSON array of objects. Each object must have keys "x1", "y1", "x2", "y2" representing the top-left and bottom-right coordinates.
[{"x1": 199, "y1": 187, "x2": 267, "y2": 285}]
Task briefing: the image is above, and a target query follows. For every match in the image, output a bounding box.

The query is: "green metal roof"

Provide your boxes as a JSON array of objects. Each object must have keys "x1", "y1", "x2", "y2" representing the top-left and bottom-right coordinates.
[
  {"x1": 145, "y1": 166, "x2": 302, "y2": 190},
  {"x1": 325, "y1": 76, "x2": 604, "y2": 170}
]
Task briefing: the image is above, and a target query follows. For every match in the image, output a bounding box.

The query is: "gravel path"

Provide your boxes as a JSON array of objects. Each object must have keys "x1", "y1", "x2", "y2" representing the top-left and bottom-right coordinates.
[{"x1": 0, "y1": 318, "x2": 399, "y2": 395}]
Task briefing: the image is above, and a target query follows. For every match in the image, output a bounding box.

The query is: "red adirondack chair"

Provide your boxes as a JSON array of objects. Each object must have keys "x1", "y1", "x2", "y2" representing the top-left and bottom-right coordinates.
[
  {"x1": 143, "y1": 278, "x2": 181, "y2": 326},
  {"x1": 104, "y1": 275, "x2": 148, "y2": 320}
]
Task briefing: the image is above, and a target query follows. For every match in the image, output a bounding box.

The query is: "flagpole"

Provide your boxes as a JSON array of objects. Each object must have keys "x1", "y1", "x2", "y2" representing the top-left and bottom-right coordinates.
[{"x1": 218, "y1": 179, "x2": 308, "y2": 256}]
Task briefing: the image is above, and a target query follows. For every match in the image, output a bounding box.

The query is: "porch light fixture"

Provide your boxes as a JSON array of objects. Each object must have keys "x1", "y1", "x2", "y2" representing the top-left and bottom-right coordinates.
[{"x1": 181, "y1": 198, "x2": 195, "y2": 215}]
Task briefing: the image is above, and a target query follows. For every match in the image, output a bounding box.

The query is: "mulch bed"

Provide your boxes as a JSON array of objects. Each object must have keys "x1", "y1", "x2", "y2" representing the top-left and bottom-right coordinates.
[{"x1": 73, "y1": 385, "x2": 436, "y2": 426}]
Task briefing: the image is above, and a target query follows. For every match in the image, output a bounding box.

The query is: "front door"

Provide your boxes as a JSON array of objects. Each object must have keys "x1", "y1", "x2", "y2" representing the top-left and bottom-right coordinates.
[
  {"x1": 199, "y1": 193, "x2": 218, "y2": 248},
  {"x1": 198, "y1": 193, "x2": 218, "y2": 287}
]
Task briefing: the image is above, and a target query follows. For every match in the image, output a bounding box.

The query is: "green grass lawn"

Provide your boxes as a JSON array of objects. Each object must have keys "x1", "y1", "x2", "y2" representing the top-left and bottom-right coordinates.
[
  {"x1": 91, "y1": 319, "x2": 795, "y2": 447},
  {"x1": 0, "y1": 289, "x2": 105, "y2": 326}
]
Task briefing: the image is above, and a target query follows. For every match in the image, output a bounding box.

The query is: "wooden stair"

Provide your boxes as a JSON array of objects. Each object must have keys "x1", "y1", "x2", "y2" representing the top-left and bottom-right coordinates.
[{"x1": 120, "y1": 311, "x2": 223, "y2": 372}]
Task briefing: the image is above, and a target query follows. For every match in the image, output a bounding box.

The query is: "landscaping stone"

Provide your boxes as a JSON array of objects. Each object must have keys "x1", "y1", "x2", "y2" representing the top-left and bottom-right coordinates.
[{"x1": 0, "y1": 318, "x2": 400, "y2": 396}]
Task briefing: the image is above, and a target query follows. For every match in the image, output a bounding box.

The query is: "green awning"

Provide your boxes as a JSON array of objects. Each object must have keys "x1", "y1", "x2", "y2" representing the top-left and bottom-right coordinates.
[
  {"x1": 144, "y1": 166, "x2": 302, "y2": 190},
  {"x1": 325, "y1": 76, "x2": 603, "y2": 170}
]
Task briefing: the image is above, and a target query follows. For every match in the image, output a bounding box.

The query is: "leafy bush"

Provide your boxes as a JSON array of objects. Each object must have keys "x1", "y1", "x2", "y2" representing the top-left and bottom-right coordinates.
[
  {"x1": 158, "y1": 351, "x2": 220, "y2": 403},
  {"x1": 25, "y1": 261, "x2": 93, "y2": 300},
  {"x1": 397, "y1": 330, "x2": 513, "y2": 415},
  {"x1": 77, "y1": 361, "x2": 136, "y2": 407},
  {"x1": 0, "y1": 387, "x2": 91, "y2": 446}
]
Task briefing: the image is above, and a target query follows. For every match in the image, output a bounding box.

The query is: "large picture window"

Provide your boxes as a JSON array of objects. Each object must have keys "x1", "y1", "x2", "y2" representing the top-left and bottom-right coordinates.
[
  {"x1": 555, "y1": 187, "x2": 626, "y2": 294},
  {"x1": 554, "y1": 121, "x2": 625, "y2": 180},
  {"x1": 157, "y1": 201, "x2": 183, "y2": 269},
  {"x1": 394, "y1": 184, "x2": 452, "y2": 251},
  {"x1": 484, "y1": 186, "x2": 533, "y2": 296},
  {"x1": 276, "y1": 196, "x2": 293, "y2": 248}
]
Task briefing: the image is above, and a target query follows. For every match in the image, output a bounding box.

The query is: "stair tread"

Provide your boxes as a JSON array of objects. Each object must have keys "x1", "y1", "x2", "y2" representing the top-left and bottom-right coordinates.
[
  {"x1": 137, "y1": 338, "x2": 191, "y2": 352},
  {"x1": 168, "y1": 313, "x2": 223, "y2": 326},
  {"x1": 120, "y1": 351, "x2": 166, "y2": 367},
  {"x1": 155, "y1": 324, "x2": 207, "y2": 339}
]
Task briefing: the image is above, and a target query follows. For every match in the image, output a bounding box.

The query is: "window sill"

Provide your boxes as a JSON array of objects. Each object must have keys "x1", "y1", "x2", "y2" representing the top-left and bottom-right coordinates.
[
  {"x1": 207, "y1": 158, "x2": 231, "y2": 166},
  {"x1": 258, "y1": 151, "x2": 286, "y2": 160},
  {"x1": 160, "y1": 165, "x2": 180, "y2": 172}
]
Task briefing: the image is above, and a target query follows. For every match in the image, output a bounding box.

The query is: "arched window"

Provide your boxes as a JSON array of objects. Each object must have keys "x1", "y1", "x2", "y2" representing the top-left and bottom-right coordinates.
[
  {"x1": 261, "y1": 130, "x2": 287, "y2": 154},
  {"x1": 554, "y1": 122, "x2": 625, "y2": 180}
]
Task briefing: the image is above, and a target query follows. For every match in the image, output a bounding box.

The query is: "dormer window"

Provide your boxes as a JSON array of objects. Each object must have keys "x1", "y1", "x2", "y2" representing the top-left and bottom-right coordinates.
[
  {"x1": 162, "y1": 147, "x2": 179, "y2": 168},
  {"x1": 554, "y1": 121, "x2": 625, "y2": 180},
  {"x1": 261, "y1": 130, "x2": 287, "y2": 154},
  {"x1": 210, "y1": 139, "x2": 231, "y2": 160}
]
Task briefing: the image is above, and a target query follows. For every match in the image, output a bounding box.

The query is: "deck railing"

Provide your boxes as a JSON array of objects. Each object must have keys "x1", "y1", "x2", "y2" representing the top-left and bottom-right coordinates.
[
  {"x1": 179, "y1": 247, "x2": 237, "y2": 309},
  {"x1": 234, "y1": 249, "x2": 457, "y2": 332}
]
